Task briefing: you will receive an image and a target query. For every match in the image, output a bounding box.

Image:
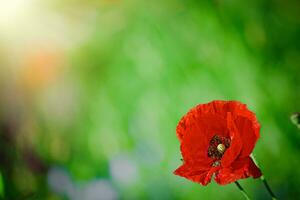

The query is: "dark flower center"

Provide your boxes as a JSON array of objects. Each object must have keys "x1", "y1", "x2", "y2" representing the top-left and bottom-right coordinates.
[{"x1": 207, "y1": 135, "x2": 231, "y2": 160}]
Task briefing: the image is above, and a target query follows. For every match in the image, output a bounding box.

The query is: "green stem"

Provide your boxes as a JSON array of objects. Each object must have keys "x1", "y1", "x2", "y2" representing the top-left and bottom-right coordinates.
[
  {"x1": 251, "y1": 155, "x2": 277, "y2": 200},
  {"x1": 235, "y1": 181, "x2": 250, "y2": 200},
  {"x1": 260, "y1": 176, "x2": 277, "y2": 200}
]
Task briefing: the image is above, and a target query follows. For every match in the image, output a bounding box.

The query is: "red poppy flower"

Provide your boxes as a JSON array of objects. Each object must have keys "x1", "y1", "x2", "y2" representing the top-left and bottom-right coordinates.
[{"x1": 174, "y1": 100, "x2": 262, "y2": 185}]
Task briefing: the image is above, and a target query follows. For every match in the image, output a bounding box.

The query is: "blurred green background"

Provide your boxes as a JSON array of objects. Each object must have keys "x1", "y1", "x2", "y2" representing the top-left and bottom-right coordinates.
[{"x1": 0, "y1": 0, "x2": 300, "y2": 199}]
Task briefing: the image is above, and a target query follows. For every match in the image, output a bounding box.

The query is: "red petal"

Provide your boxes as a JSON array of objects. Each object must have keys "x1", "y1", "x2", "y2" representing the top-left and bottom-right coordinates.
[
  {"x1": 174, "y1": 163, "x2": 220, "y2": 186},
  {"x1": 220, "y1": 112, "x2": 242, "y2": 167},
  {"x1": 215, "y1": 157, "x2": 262, "y2": 185},
  {"x1": 177, "y1": 108, "x2": 227, "y2": 164},
  {"x1": 234, "y1": 116, "x2": 260, "y2": 157}
]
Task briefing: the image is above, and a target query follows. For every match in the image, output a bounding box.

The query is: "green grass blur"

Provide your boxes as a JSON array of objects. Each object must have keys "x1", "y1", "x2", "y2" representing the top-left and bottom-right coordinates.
[{"x1": 0, "y1": 0, "x2": 300, "y2": 199}]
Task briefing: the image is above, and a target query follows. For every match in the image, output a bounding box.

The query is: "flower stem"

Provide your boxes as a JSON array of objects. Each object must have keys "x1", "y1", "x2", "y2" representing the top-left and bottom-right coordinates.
[
  {"x1": 260, "y1": 176, "x2": 277, "y2": 200},
  {"x1": 251, "y1": 154, "x2": 277, "y2": 200},
  {"x1": 235, "y1": 181, "x2": 250, "y2": 200}
]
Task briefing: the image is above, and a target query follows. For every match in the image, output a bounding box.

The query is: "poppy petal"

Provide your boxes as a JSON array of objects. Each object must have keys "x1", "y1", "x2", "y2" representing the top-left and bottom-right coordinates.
[
  {"x1": 235, "y1": 116, "x2": 260, "y2": 157},
  {"x1": 177, "y1": 108, "x2": 227, "y2": 163},
  {"x1": 174, "y1": 163, "x2": 220, "y2": 186},
  {"x1": 215, "y1": 156, "x2": 262, "y2": 185},
  {"x1": 220, "y1": 112, "x2": 242, "y2": 167}
]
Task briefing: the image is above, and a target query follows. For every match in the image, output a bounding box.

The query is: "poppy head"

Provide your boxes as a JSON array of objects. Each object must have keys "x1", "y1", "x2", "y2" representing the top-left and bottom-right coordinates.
[{"x1": 174, "y1": 100, "x2": 262, "y2": 185}]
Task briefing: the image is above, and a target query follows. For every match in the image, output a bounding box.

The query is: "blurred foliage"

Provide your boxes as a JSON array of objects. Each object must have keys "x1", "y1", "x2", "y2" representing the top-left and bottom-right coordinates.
[{"x1": 0, "y1": 0, "x2": 300, "y2": 199}]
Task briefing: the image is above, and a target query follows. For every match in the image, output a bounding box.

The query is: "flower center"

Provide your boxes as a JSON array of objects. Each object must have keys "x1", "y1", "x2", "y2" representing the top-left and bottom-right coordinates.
[
  {"x1": 207, "y1": 135, "x2": 231, "y2": 160},
  {"x1": 217, "y1": 143, "x2": 226, "y2": 154}
]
